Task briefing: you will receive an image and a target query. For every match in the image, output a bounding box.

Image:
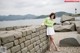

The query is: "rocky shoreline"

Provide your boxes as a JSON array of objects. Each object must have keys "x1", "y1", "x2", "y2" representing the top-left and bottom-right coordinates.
[{"x1": 54, "y1": 15, "x2": 80, "y2": 33}]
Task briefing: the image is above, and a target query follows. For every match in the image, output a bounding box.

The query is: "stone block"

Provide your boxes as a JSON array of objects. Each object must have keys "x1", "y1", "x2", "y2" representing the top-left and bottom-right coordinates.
[
  {"x1": 25, "y1": 35, "x2": 31, "y2": 40},
  {"x1": 0, "y1": 32, "x2": 15, "y2": 44},
  {"x1": 31, "y1": 33, "x2": 36, "y2": 38},
  {"x1": 7, "y1": 49, "x2": 11, "y2": 53},
  {"x1": 31, "y1": 38, "x2": 36, "y2": 44},
  {"x1": 14, "y1": 40, "x2": 19, "y2": 46},
  {"x1": 33, "y1": 42, "x2": 37, "y2": 47},
  {"x1": 16, "y1": 51, "x2": 21, "y2": 53},
  {"x1": 30, "y1": 48, "x2": 35, "y2": 53},
  {"x1": 15, "y1": 28, "x2": 27, "y2": 37},
  {"x1": 24, "y1": 40, "x2": 31, "y2": 47},
  {"x1": 19, "y1": 37, "x2": 25, "y2": 43},
  {"x1": 20, "y1": 43, "x2": 25, "y2": 49},
  {"x1": 36, "y1": 50, "x2": 41, "y2": 53},
  {"x1": 36, "y1": 40, "x2": 40, "y2": 45},
  {"x1": 6, "y1": 27, "x2": 13, "y2": 31},
  {"x1": 4, "y1": 42, "x2": 13, "y2": 49},
  {"x1": 0, "y1": 28, "x2": 6, "y2": 31},
  {"x1": 28, "y1": 44, "x2": 34, "y2": 50},
  {"x1": 21, "y1": 47, "x2": 28, "y2": 53},
  {"x1": 34, "y1": 45, "x2": 40, "y2": 52},
  {"x1": 11, "y1": 45, "x2": 20, "y2": 53},
  {"x1": 61, "y1": 15, "x2": 75, "y2": 23}
]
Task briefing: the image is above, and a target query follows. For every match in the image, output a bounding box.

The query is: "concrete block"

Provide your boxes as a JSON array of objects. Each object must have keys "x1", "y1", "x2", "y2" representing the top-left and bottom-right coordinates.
[
  {"x1": 35, "y1": 36, "x2": 40, "y2": 41},
  {"x1": 36, "y1": 32, "x2": 40, "y2": 36},
  {"x1": 20, "y1": 43, "x2": 25, "y2": 49},
  {"x1": 4, "y1": 42, "x2": 13, "y2": 49},
  {"x1": 28, "y1": 44, "x2": 34, "y2": 50},
  {"x1": 34, "y1": 45, "x2": 40, "y2": 52},
  {"x1": 0, "y1": 33, "x2": 15, "y2": 44},
  {"x1": 36, "y1": 40, "x2": 40, "y2": 45},
  {"x1": 14, "y1": 40, "x2": 19, "y2": 46},
  {"x1": 30, "y1": 48, "x2": 35, "y2": 53},
  {"x1": 25, "y1": 35, "x2": 31, "y2": 40},
  {"x1": 11, "y1": 45, "x2": 20, "y2": 53},
  {"x1": 31, "y1": 38, "x2": 36, "y2": 44},
  {"x1": 19, "y1": 37, "x2": 25, "y2": 43},
  {"x1": 39, "y1": 43, "x2": 43, "y2": 48},
  {"x1": 33, "y1": 42, "x2": 37, "y2": 47},
  {"x1": 16, "y1": 28, "x2": 27, "y2": 37},
  {"x1": 31, "y1": 33, "x2": 36, "y2": 38},
  {"x1": 0, "y1": 28, "x2": 6, "y2": 31},
  {"x1": 36, "y1": 50, "x2": 41, "y2": 53},
  {"x1": 25, "y1": 28, "x2": 32, "y2": 35},
  {"x1": 39, "y1": 30, "x2": 44, "y2": 34},
  {"x1": 7, "y1": 49, "x2": 11, "y2": 53},
  {"x1": 16, "y1": 51, "x2": 21, "y2": 53},
  {"x1": 13, "y1": 31, "x2": 22, "y2": 39},
  {"x1": 24, "y1": 40, "x2": 31, "y2": 47},
  {"x1": 21, "y1": 47, "x2": 28, "y2": 53},
  {"x1": 6, "y1": 27, "x2": 13, "y2": 31}
]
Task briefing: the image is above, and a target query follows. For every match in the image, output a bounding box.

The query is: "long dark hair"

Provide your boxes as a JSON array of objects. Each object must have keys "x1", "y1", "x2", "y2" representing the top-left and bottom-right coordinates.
[{"x1": 49, "y1": 12, "x2": 56, "y2": 19}]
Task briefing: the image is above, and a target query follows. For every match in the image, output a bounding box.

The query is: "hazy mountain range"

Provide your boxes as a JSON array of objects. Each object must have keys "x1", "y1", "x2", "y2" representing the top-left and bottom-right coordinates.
[{"x1": 0, "y1": 11, "x2": 73, "y2": 21}]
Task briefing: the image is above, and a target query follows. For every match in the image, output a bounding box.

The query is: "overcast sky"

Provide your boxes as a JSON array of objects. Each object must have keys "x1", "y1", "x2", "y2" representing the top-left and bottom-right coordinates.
[{"x1": 0, "y1": 0, "x2": 80, "y2": 15}]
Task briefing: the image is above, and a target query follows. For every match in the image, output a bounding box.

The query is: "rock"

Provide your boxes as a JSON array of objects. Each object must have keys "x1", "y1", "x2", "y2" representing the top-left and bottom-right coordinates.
[
  {"x1": 59, "y1": 38, "x2": 80, "y2": 47},
  {"x1": 54, "y1": 25, "x2": 62, "y2": 32},
  {"x1": 0, "y1": 27, "x2": 6, "y2": 31},
  {"x1": 6, "y1": 27, "x2": 13, "y2": 31},
  {"x1": 54, "y1": 31, "x2": 80, "y2": 46},
  {"x1": 54, "y1": 24, "x2": 75, "y2": 32},
  {"x1": 62, "y1": 21, "x2": 71, "y2": 25},
  {"x1": 60, "y1": 15, "x2": 75, "y2": 23},
  {"x1": 74, "y1": 21, "x2": 80, "y2": 34},
  {"x1": 54, "y1": 23, "x2": 61, "y2": 25},
  {"x1": 77, "y1": 35, "x2": 80, "y2": 44},
  {"x1": 0, "y1": 32, "x2": 15, "y2": 44},
  {"x1": 77, "y1": 27, "x2": 80, "y2": 34},
  {"x1": 0, "y1": 38, "x2": 1, "y2": 46},
  {"x1": 11, "y1": 45, "x2": 21, "y2": 53},
  {"x1": 69, "y1": 21, "x2": 80, "y2": 33}
]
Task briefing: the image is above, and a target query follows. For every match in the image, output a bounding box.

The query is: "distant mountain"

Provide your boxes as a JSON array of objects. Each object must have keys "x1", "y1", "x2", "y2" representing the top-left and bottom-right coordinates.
[
  {"x1": 0, "y1": 11, "x2": 73, "y2": 21},
  {"x1": 55, "y1": 11, "x2": 73, "y2": 17},
  {"x1": 35, "y1": 11, "x2": 73, "y2": 19},
  {"x1": 0, "y1": 14, "x2": 37, "y2": 21},
  {"x1": 36, "y1": 15, "x2": 48, "y2": 19}
]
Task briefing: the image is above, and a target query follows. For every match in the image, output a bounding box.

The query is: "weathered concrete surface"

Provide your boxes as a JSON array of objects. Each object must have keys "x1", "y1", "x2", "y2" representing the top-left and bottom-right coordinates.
[
  {"x1": 45, "y1": 47, "x2": 80, "y2": 53},
  {"x1": 54, "y1": 31, "x2": 80, "y2": 45},
  {"x1": 45, "y1": 31, "x2": 80, "y2": 53}
]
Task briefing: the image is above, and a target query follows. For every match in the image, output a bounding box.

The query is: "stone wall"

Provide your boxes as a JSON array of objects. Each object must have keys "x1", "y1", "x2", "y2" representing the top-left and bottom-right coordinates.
[
  {"x1": 0, "y1": 25, "x2": 48, "y2": 53},
  {"x1": 0, "y1": 25, "x2": 31, "y2": 31}
]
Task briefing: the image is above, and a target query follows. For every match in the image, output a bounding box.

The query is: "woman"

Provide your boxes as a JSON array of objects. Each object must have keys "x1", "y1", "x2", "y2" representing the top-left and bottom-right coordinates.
[{"x1": 43, "y1": 12, "x2": 58, "y2": 51}]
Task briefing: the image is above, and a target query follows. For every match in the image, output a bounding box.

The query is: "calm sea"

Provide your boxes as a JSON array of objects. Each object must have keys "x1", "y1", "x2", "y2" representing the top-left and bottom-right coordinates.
[{"x1": 0, "y1": 17, "x2": 80, "y2": 28}]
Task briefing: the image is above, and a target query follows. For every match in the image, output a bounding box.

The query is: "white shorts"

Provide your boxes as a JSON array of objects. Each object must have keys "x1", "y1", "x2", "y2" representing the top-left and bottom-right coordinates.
[{"x1": 47, "y1": 27, "x2": 55, "y2": 35}]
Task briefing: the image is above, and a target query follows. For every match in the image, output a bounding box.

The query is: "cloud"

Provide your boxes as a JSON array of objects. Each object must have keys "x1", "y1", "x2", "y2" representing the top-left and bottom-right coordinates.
[{"x1": 0, "y1": 0, "x2": 80, "y2": 15}]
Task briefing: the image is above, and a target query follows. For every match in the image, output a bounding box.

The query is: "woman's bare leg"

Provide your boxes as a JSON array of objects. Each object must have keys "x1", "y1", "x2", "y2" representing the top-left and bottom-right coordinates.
[
  {"x1": 48, "y1": 36, "x2": 52, "y2": 51},
  {"x1": 50, "y1": 36, "x2": 58, "y2": 51}
]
